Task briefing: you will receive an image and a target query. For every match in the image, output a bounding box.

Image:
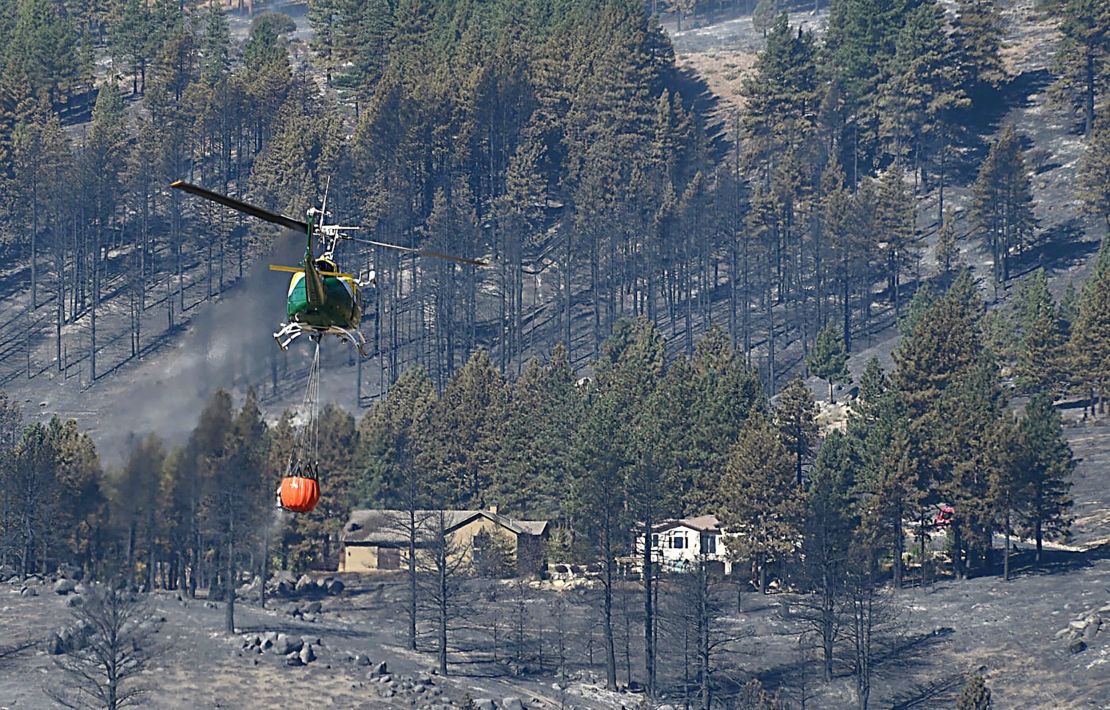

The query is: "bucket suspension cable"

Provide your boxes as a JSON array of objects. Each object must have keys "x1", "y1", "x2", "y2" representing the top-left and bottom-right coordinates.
[{"x1": 287, "y1": 339, "x2": 323, "y2": 479}]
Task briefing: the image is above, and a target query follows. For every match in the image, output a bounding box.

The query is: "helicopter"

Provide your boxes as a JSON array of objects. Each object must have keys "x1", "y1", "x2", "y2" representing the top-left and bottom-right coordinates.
[{"x1": 169, "y1": 180, "x2": 488, "y2": 356}]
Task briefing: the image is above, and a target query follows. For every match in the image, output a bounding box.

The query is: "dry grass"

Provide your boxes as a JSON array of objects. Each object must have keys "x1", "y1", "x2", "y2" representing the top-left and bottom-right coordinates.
[{"x1": 676, "y1": 49, "x2": 757, "y2": 113}]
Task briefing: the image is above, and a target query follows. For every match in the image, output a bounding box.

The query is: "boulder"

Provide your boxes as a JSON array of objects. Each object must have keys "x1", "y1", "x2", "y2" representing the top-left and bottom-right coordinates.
[
  {"x1": 285, "y1": 653, "x2": 304, "y2": 667},
  {"x1": 19, "y1": 586, "x2": 37, "y2": 597},
  {"x1": 502, "y1": 697, "x2": 524, "y2": 710},
  {"x1": 372, "y1": 661, "x2": 388, "y2": 676},
  {"x1": 352, "y1": 653, "x2": 371, "y2": 666},
  {"x1": 65, "y1": 594, "x2": 84, "y2": 608},
  {"x1": 1069, "y1": 620, "x2": 1088, "y2": 631},
  {"x1": 1069, "y1": 639, "x2": 1088, "y2": 654},
  {"x1": 303, "y1": 600, "x2": 322, "y2": 614},
  {"x1": 299, "y1": 644, "x2": 315, "y2": 664},
  {"x1": 327, "y1": 578, "x2": 345, "y2": 596},
  {"x1": 274, "y1": 633, "x2": 303, "y2": 655},
  {"x1": 473, "y1": 700, "x2": 496, "y2": 710},
  {"x1": 301, "y1": 635, "x2": 321, "y2": 647},
  {"x1": 295, "y1": 574, "x2": 314, "y2": 594},
  {"x1": 1083, "y1": 620, "x2": 1101, "y2": 642},
  {"x1": 47, "y1": 634, "x2": 65, "y2": 655},
  {"x1": 53, "y1": 579, "x2": 76, "y2": 595},
  {"x1": 271, "y1": 570, "x2": 296, "y2": 586}
]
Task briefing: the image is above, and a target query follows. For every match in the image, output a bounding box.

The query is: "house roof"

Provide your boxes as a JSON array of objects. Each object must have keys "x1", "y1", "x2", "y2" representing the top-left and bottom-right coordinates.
[
  {"x1": 652, "y1": 514, "x2": 722, "y2": 534},
  {"x1": 342, "y1": 509, "x2": 549, "y2": 545}
]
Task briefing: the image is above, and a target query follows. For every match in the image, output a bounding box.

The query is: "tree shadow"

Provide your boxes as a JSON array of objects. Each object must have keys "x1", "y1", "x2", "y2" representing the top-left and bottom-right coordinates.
[
  {"x1": 672, "y1": 65, "x2": 728, "y2": 167},
  {"x1": 948, "y1": 69, "x2": 1054, "y2": 185},
  {"x1": 889, "y1": 670, "x2": 967, "y2": 709},
  {"x1": 1009, "y1": 218, "x2": 1100, "y2": 281}
]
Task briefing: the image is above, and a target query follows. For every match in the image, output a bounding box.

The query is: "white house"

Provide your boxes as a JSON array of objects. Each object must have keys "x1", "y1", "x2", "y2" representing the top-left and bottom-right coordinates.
[{"x1": 633, "y1": 514, "x2": 733, "y2": 575}]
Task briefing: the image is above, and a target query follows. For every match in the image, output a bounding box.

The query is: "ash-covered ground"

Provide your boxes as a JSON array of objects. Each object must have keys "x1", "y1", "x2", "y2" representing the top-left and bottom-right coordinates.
[{"x1": 2, "y1": 547, "x2": 1109, "y2": 709}]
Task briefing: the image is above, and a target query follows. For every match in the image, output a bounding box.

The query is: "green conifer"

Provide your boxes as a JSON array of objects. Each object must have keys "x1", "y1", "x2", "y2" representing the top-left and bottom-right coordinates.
[
  {"x1": 956, "y1": 674, "x2": 992, "y2": 709},
  {"x1": 719, "y1": 412, "x2": 804, "y2": 593},
  {"x1": 1016, "y1": 396, "x2": 1075, "y2": 563},
  {"x1": 776, "y1": 375, "x2": 819, "y2": 487},
  {"x1": 1078, "y1": 113, "x2": 1110, "y2": 236},
  {"x1": 808, "y1": 324, "x2": 851, "y2": 403}
]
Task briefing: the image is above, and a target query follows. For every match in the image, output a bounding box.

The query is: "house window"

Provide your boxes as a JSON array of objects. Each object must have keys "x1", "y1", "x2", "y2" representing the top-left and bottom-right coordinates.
[
  {"x1": 704, "y1": 534, "x2": 717, "y2": 554},
  {"x1": 671, "y1": 535, "x2": 686, "y2": 549},
  {"x1": 651, "y1": 534, "x2": 660, "y2": 549}
]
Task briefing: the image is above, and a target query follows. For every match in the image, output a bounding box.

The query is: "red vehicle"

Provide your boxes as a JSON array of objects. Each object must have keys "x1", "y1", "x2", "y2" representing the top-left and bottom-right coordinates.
[{"x1": 934, "y1": 505, "x2": 955, "y2": 528}]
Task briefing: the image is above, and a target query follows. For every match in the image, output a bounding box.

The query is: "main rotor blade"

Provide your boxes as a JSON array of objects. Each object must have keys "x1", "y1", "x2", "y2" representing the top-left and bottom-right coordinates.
[
  {"x1": 170, "y1": 181, "x2": 308, "y2": 233},
  {"x1": 345, "y1": 236, "x2": 489, "y2": 267}
]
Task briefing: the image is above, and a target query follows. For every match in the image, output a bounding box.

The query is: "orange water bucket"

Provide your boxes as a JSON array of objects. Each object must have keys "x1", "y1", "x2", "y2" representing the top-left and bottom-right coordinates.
[{"x1": 280, "y1": 475, "x2": 320, "y2": 513}]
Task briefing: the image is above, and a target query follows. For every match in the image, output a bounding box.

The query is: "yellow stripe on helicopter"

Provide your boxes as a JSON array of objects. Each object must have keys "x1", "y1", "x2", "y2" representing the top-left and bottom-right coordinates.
[{"x1": 269, "y1": 264, "x2": 355, "y2": 279}]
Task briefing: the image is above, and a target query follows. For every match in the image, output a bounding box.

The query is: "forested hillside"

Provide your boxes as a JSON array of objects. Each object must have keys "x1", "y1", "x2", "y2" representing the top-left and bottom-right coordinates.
[{"x1": 2, "y1": 0, "x2": 1110, "y2": 707}]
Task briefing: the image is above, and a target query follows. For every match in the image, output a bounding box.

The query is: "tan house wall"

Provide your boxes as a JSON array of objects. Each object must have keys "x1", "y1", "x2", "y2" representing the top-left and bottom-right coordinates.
[
  {"x1": 448, "y1": 516, "x2": 517, "y2": 569},
  {"x1": 342, "y1": 544, "x2": 379, "y2": 573}
]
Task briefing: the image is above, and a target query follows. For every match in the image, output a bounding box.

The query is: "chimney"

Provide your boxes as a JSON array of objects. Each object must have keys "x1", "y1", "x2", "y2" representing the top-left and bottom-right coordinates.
[{"x1": 488, "y1": 500, "x2": 499, "y2": 515}]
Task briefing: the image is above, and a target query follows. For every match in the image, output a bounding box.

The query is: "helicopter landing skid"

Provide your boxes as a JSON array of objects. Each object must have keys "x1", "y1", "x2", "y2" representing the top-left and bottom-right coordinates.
[{"x1": 273, "y1": 322, "x2": 369, "y2": 357}]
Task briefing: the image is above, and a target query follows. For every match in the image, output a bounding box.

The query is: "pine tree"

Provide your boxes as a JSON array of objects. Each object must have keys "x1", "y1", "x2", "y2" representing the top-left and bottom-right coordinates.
[
  {"x1": 798, "y1": 430, "x2": 856, "y2": 680},
  {"x1": 6, "y1": 0, "x2": 79, "y2": 105},
  {"x1": 491, "y1": 345, "x2": 583, "y2": 519},
  {"x1": 421, "y1": 349, "x2": 506, "y2": 508},
  {"x1": 894, "y1": 272, "x2": 1002, "y2": 578},
  {"x1": 115, "y1": 434, "x2": 167, "y2": 587},
  {"x1": 956, "y1": 674, "x2": 992, "y2": 710},
  {"x1": 894, "y1": 272, "x2": 986, "y2": 420},
  {"x1": 986, "y1": 414, "x2": 1023, "y2": 581},
  {"x1": 43, "y1": 417, "x2": 106, "y2": 572},
  {"x1": 109, "y1": 0, "x2": 153, "y2": 94},
  {"x1": 356, "y1": 367, "x2": 437, "y2": 508},
  {"x1": 1078, "y1": 113, "x2": 1110, "y2": 237},
  {"x1": 752, "y1": 0, "x2": 777, "y2": 38},
  {"x1": 1012, "y1": 270, "x2": 1065, "y2": 395},
  {"x1": 1016, "y1": 396, "x2": 1075, "y2": 563},
  {"x1": 1067, "y1": 243, "x2": 1110, "y2": 414},
  {"x1": 11, "y1": 110, "x2": 70, "y2": 311},
  {"x1": 898, "y1": 283, "x2": 938, "y2": 338},
  {"x1": 822, "y1": 0, "x2": 911, "y2": 174},
  {"x1": 852, "y1": 389, "x2": 922, "y2": 589},
  {"x1": 971, "y1": 126, "x2": 1036, "y2": 298},
  {"x1": 878, "y1": 0, "x2": 967, "y2": 171},
  {"x1": 742, "y1": 13, "x2": 817, "y2": 170},
  {"x1": 214, "y1": 388, "x2": 271, "y2": 632},
  {"x1": 939, "y1": 361, "x2": 1005, "y2": 577},
  {"x1": 851, "y1": 357, "x2": 889, "y2": 430},
  {"x1": 775, "y1": 375, "x2": 819, "y2": 487},
  {"x1": 718, "y1": 412, "x2": 804, "y2": 594},
  {"x1": 1052, "y1": 0, "x2": 1110, "y2": 136},
  {"x1": 683, "y1": 328, "x2": 766, "y2": 511},
  {"x1": 951, "y1": 0, "x2": 1007, "y2": 99},
  {"x1": 569, "y1": 383, "x2": 627, "y2": 691},
  {"x1": 935, "y1": 206, "x2": 960, "y2": 274},
  {"x1": 876, "y1": 166, "x2": 916, "y2": 312},
  {"x1": 808, "y1": 324, "x2": 850, "y2": 404},
  {"x1": 199, "y1": 3, "x2": 230, "y2": 86}
]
